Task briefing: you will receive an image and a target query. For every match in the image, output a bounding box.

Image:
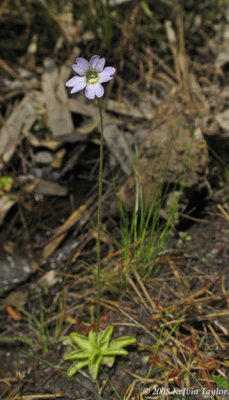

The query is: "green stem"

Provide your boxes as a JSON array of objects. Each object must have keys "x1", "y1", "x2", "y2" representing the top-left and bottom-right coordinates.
[{"x1": 96, "y1": 97, "x2": 104, "y2": 334}]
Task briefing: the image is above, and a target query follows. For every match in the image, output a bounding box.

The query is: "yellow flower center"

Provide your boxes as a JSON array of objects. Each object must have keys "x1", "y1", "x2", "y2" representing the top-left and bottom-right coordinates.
[{"x1": 86, "y1": 69, "x2": 99, "y2": 85}]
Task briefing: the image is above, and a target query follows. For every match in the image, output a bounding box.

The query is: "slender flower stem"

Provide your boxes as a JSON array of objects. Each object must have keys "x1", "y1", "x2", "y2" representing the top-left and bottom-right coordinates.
[{"x1": 96, "y1": 97, "x2": 104, "y2": 334}]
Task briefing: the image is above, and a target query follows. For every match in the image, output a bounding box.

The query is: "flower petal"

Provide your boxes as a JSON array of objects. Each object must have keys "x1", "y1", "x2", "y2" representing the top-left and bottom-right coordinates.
[
  {"x1": 74, "y1": 58, "x2": 89, "y2": 75},
  {"x1": 89, "y1": 55, "x2": 101, "y2": 70},
  {"x1": 94, "y1": 58, "x2": 105, "y2": 72},
  {"x1": 98, "y1": 74, "x2": 113, "y2": 84},
  {"x1": 98, "y1": 67, "x2": 116, "y2": 83},
  {"x1": 67, "y1": 76, "x2": 86, "y2": 93},
  {"x1": 85, "y1": 83, "x2": 104, "y2": 99},
  {"x1": 94, "y1": 83, "x2": 104, "y2": 98},
  {"x1": 103, "y1": 67, "x2": 116, "y2": 75},
  {"x1": 66, "y1": 76, "x2": 79, "y2": 87},
  {"x1": 72, "y1": 64, "x2": 87, "y2": 76},
  {"x1": 85, "y1": 85, "x2": 96, "y2": 100},
  {"x1": 71, "y1": 83, "x2": 86, "y2": 93}
]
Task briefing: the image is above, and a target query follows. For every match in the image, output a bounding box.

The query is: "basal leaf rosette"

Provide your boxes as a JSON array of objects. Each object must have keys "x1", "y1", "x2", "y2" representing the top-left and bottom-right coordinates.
[{"x1": 64, "y1": 325, "x2": 136, "y2": 380}]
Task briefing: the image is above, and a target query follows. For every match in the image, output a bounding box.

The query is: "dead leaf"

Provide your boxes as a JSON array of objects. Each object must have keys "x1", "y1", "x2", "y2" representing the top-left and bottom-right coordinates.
[
  {"x1": 68, "y1": 95, "x2": 121, "y2": 124},
  {"x1": 120, "y1": 90, "x2": 209, "y2": 210},
  {"x1": 0, "y1": 193, "x2": 17, "y2": 225},
  {"x1": 36, "y1": 179, "x2": 68, "y2": 196},
  {"x1": 1, "y1": 290, "x2": 28, "y2": 310},
  {"x1": 25, "y1": 132, "x2": 61, "y2": 150},
  {"x1": 106, "y1": 99, "x2": 155, "y2": 120},
  {"x1": 22, "y1": 178, "x2": 67, "y2": 196},
  {"x1": 22, "y1": 179, "x2": 39, "y2": 193},
  {"x1": 2, "y1": 241, "x2": 15, "y2": 254},
  {"x1": 0, "y1": 91, "x2": 44, "y2": 169},
  {"x1": 67, "y1": 95, "x2": 133, "y2": 174},
  {"x1": 37, "y1": 270, "x2": 59, "y2": 289},
  {"x1": 42, "y1": 59, "x2": 74, "y2": 137},
  {"x1": 42, "y1": 203, "x2": 87, "y2": 259},
  {"x1": 6, "y1": 305, "x2": 21, "y2": 321},
  {"x1": 215, "y1": 43, "x2": 229, "y2": 69},
  {"x1": 68, "y1": 95, "x2": 98, "y2": 118},
  {"x1": 54, "y1": 3, "x2": 76, "y2": 44},
  {"x1": 50, "y1": 148, "x2": 66, "y2": 168},
  {"x1": 35, "y1": 151, "x2": 54, "y2": 164},
  {"x1": 216, "y1": 109, "x2": 229, "y2": 132},
  {"x1": 76, "y1": 120, "x2": 99, "y2": 135},
  {"x1": 103, "y1": 123, "x2": 133, "y2": 175}
]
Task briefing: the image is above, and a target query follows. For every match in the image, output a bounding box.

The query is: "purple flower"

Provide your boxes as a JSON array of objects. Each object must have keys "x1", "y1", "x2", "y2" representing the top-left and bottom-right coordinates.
[{"x1": 66, "y1": 55, "x2": 115, "y2": 100}]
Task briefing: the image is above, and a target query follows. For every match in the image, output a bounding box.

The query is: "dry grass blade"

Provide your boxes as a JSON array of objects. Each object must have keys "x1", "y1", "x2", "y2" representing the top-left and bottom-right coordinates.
[
  {"x1": 0, "y1": 58, "x2": 22, "y2": 80},
  {"x1": 168, "y1": 259, "x2": 188, "y2": 298},
  {"x1": 10, "y1": 394, "x2": 64, "y2": 400},
  {"x1": 217, "y1": 204, "x2": 229, "y2": 221},
  {"x1": 128, "y1": 275, "x2": 151, "y2": 312},
  {"x1": 207, "y1": 324, "x2": 226, "y2": 350},
  {"x1": 133, "y1": 270, "x2": 157, "y2": 311}
]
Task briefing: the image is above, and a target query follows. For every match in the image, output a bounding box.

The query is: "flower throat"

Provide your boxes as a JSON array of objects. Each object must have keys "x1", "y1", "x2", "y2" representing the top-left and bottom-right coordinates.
[{"x1": 86, "y1": 69, "x2": 99, "y2": 84}]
